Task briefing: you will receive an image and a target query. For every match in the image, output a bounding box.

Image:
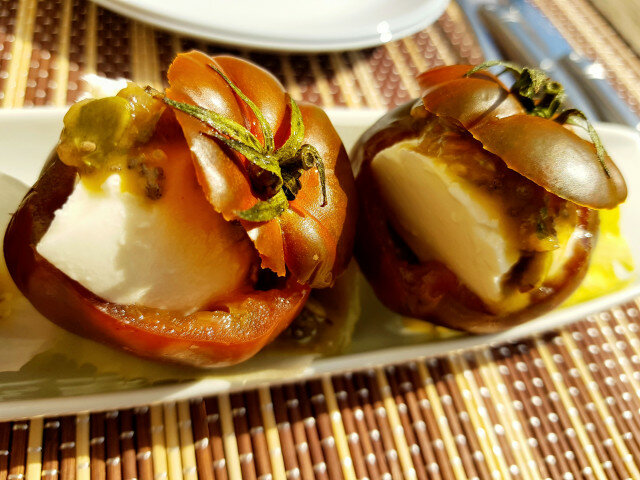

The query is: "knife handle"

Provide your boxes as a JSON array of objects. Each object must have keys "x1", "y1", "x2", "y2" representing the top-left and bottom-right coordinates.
[
  {"x1": 557, "y1": 54, "x2": 640, "y2": 131},
  {"x1": 478, "y1": 5, "x2": 600, "y2": 120}
]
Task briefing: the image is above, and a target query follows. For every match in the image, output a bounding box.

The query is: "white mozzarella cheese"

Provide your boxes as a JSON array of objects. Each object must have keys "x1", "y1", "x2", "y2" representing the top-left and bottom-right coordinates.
[
  {"x1": 37, "y1": 169, "x2": 254, "y2": 313},
  {"x1": 371, "y1": 139, "x2": 520, "y2": 304}
]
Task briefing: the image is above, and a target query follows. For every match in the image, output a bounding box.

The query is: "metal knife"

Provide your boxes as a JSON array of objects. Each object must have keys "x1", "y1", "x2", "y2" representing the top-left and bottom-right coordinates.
[
  {"x1": 454, "y1": 0, "x2": 503, "y2": 62},
  {"x1": 498, "y1": 0, "x2": 640, "y2": 130}
]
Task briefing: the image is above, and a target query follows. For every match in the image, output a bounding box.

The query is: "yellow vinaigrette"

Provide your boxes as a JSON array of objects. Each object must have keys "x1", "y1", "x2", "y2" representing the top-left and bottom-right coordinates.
[
  {"x1": 57, "y1": 84, "x2": 165, "y2": 198},
  {"x1": 564, "y1": 207, "x2": 634, "y2": 306},
  {"x1": 402, "y1": 206, "x2": 634, "y2": 338}
]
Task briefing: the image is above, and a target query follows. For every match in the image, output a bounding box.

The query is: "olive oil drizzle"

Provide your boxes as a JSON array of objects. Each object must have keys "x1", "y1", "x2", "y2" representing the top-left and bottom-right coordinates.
[
  {"x1": 56, "y1": 84, "x2": 168, "y2": 199},
  {"x1": 413, "y1": 115, "x2": 562, "y2": 253}
]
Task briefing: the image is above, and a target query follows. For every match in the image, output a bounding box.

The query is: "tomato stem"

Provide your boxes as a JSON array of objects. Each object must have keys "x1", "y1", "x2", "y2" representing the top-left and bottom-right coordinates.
[
  {"x1": 467, "y1": 61, "x2": 611, "y2": 178},
  {"x1": 145, "y1": 69, "x2": 328, "y2": 222},
  {"x1": 555, "y1": 109, "x2": 611, "y2": 178}
]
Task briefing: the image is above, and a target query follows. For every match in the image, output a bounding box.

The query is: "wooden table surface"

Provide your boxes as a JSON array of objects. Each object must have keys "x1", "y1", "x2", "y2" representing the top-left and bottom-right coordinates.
[{"x1": 1, "y1": 1, "x2": 640, "y2": 479}]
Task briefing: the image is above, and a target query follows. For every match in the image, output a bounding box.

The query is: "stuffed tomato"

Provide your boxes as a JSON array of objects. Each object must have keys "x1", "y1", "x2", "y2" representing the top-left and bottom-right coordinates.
[
  {"x1": 352, "y1": 63, "x2": 627, "y2": 333},
  {"x1": 4, "y1": 51, "x2": 357, "y2": 367}
]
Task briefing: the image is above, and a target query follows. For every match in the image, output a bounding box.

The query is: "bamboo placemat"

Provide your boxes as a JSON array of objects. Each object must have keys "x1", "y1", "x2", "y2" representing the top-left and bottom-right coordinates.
[{"x1": 2, "y1": 0, "x2": 640, "y2": 479}]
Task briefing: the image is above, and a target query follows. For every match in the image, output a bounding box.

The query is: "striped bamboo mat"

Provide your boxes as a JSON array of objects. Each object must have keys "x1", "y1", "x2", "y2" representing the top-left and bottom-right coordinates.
[{"x1": 2, "y1": 0, "x2": 640, "y2": 479}]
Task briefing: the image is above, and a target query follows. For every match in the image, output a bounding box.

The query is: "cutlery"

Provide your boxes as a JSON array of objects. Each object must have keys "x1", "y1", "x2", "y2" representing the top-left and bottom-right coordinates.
[{"x1": 456, "y1": 0, "x2": 640, "y2": 129}]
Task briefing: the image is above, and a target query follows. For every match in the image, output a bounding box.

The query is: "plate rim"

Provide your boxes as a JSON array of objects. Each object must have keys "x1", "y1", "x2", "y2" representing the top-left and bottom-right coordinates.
[{"x1": 90, "y1": 0, "x2": 450, "y2": 52}]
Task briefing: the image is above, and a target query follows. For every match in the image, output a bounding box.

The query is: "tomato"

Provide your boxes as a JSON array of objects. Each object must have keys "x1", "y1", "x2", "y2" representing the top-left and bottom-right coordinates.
[
  {"x1": 352, "y1": 65, "x2": 625, "y2": 333},
  {"x1": 167, "y1": 52, "x2": 356, "y2": 286},
  {"x1": 3, "y1": 52, "x2": 356, "y2": 366},
  {"x1": 415, "y1": 65, "x2": 626, "y2": 208}
]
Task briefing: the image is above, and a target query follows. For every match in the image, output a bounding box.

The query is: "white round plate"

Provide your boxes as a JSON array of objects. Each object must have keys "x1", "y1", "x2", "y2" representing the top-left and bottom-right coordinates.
[{"x1": 92, "y1": 0, "x2": 450, "y2": 52}]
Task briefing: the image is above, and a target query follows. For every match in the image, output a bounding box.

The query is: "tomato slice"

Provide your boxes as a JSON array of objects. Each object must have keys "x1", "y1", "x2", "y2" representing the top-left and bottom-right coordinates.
[
  {"x1": 167, "y1": 52, "x2": 356, "y2": 288},
  {"x1": 416, "y1": 65, "x2": 626, "y2": 209}
]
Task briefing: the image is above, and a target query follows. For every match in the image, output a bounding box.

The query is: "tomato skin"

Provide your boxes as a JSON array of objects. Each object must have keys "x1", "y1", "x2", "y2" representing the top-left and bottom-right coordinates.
[
  {"x1": 352, "y1": 64, "x2": 627, "y2": 332},
  {"x1": 3, "y1": 52, "x2": 356, "y2": 367},
  {"x1": 472, "y1": 115, "x2": 626, "y2": 209},
  {"x1": 353, "y1": 96, "x2": 602, "y2": 333},
  {"x1": 356, "y1": 157, "x2": 598, "y2": 333},
  {"x1": 167, "y1": 52, "x2": 357, "y2": 287}
]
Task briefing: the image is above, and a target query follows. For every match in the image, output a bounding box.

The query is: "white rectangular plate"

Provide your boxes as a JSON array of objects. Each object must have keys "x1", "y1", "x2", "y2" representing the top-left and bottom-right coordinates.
[{"x1": 0, "y1": 107, "x2": 639, "y2": 420}]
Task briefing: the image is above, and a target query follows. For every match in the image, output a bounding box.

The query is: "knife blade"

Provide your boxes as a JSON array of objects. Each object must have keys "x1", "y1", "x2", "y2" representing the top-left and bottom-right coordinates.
[
  {"x1": 507, "y1": 0, "x2": 640, "y2": 130},
  {"x1": 454, "y1": 0, "x2": 503, "y2": 62}
]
